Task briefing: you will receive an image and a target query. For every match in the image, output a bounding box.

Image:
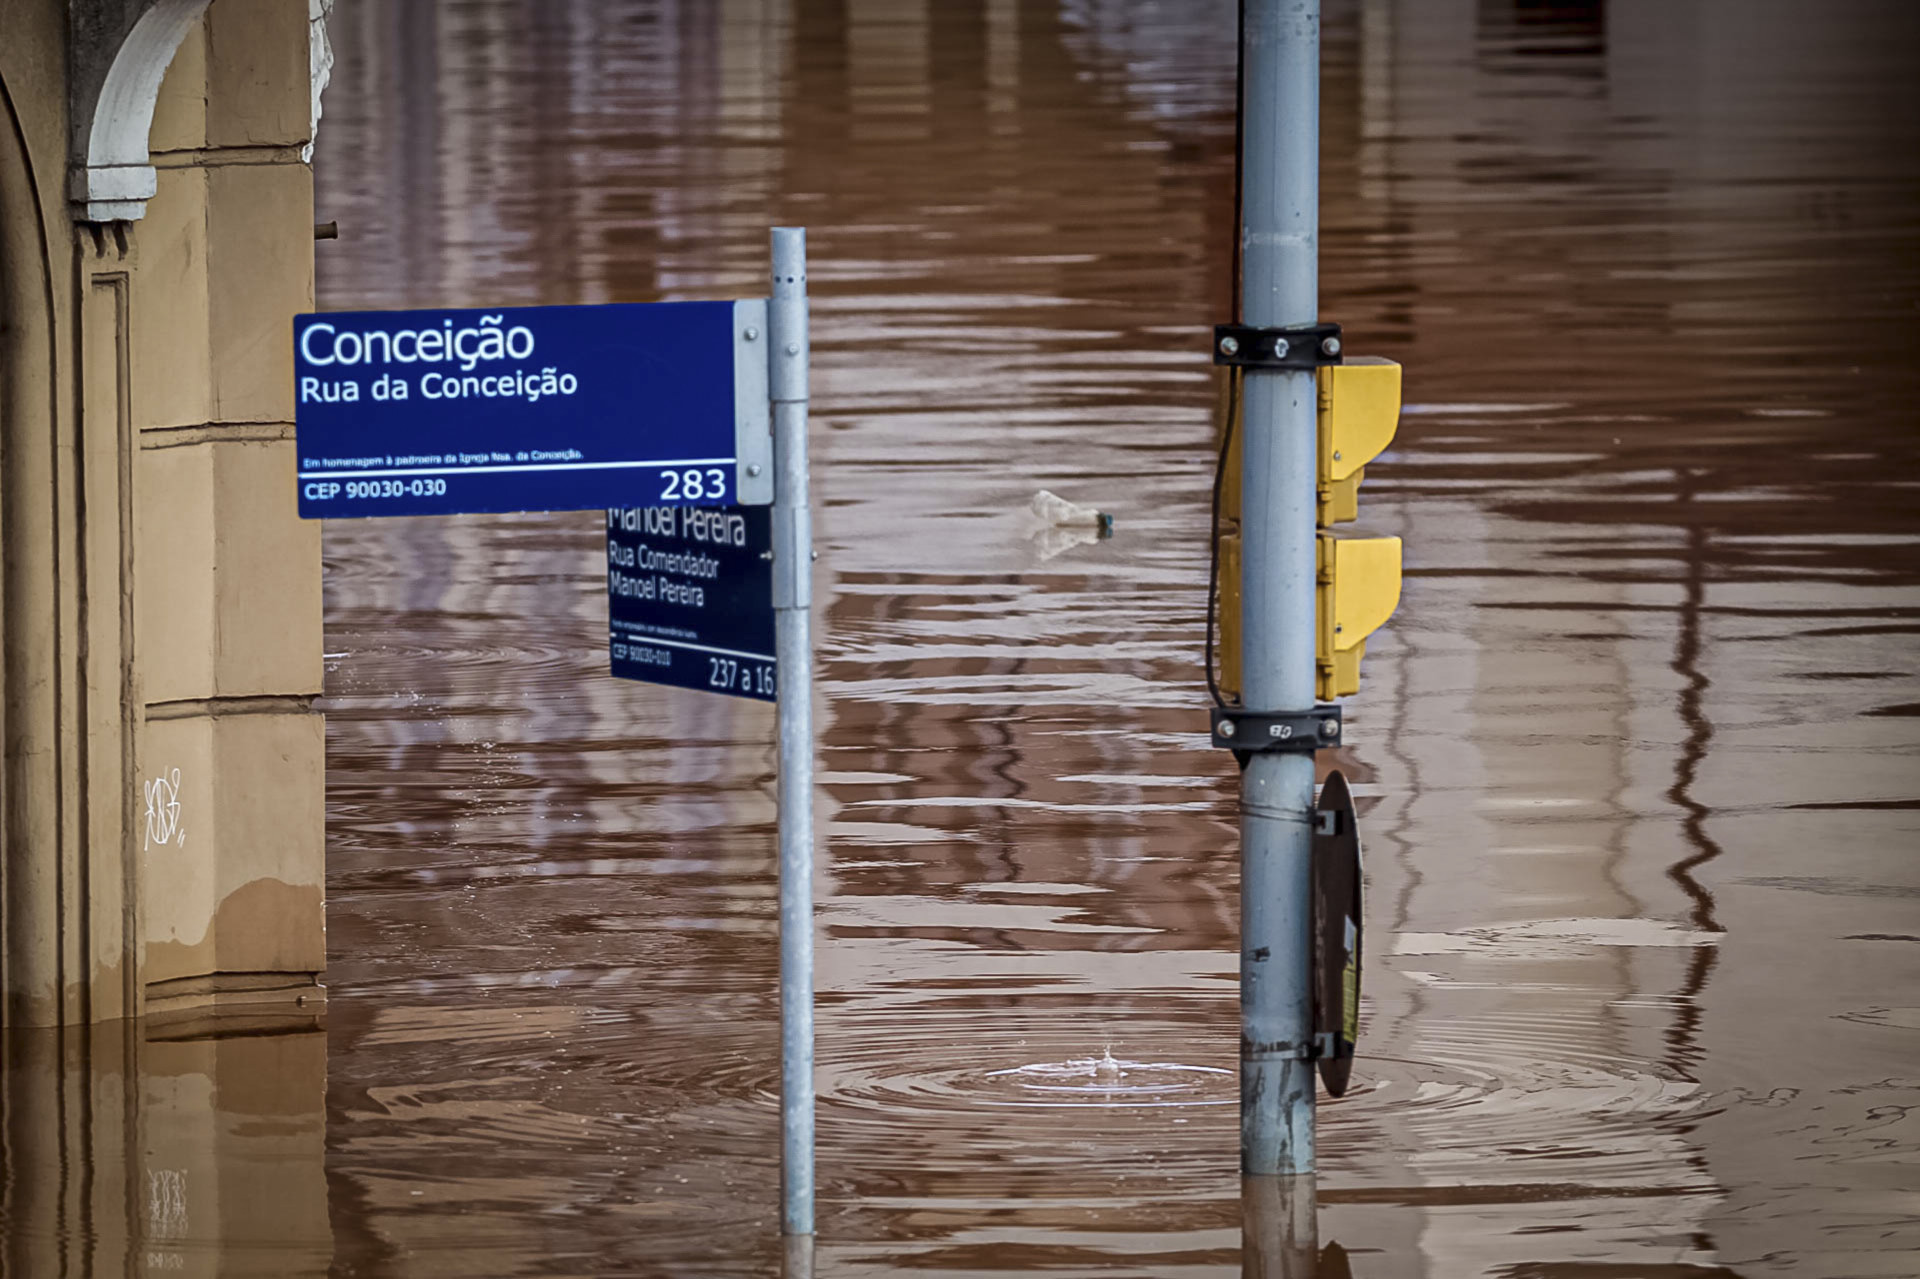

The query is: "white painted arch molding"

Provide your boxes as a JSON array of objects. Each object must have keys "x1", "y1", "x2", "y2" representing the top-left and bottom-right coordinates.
[{"x1": 67, "y1": 0, "x2": 214, "y2": 223}]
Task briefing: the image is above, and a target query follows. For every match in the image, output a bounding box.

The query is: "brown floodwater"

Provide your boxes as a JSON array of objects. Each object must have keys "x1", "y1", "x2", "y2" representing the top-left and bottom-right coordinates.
[{"x1": 11, "y1": 0, "x2": 1920, "y2": 1275}]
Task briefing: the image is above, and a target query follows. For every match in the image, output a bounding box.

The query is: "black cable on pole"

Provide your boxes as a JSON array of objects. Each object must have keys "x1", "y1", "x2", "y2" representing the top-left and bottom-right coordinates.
[
  {"x1": 1203, "y1": 377, "x2": 1240, "y2": 711},
  {"x1": 1203, "y1": 0, "x2": 1246, "y2": 711}
]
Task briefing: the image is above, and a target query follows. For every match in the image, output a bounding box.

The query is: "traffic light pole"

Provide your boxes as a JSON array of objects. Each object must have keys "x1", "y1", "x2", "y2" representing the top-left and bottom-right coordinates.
[{"x1": 1237, "y1": 0, "x2": 1321, "y2": 1177}]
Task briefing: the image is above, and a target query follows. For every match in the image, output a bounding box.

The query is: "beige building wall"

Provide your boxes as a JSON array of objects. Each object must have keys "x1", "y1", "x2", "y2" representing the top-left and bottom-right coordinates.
[{"x1": 1, "y1": 0, "x2": 324, "y2": 1029}]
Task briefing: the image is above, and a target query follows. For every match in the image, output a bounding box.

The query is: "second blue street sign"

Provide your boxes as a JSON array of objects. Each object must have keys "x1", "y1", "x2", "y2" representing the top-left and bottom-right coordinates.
[
  {"x1": 608, "y1": 505, "x2": 775, "y2": 702},
  {"x1": 293, "y1": 299, "x2": 772, "y2": 518}
]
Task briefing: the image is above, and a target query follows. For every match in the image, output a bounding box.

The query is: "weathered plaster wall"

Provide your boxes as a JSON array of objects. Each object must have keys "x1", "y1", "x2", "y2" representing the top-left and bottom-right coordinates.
[{"x1": 1, "y1": 0, "x2": 324, "y2": 1029}]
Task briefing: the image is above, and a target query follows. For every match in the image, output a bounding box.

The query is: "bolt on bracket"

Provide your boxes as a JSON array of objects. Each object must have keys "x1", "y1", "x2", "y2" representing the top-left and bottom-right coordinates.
[{"x1": 1212, "y1": 322, "x2": 1344, "y2": 370}]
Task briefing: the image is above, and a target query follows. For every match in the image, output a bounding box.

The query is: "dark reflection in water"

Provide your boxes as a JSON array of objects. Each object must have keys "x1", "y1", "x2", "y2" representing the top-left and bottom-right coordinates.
[{"x1": 9, "y1": 0, "x2": 1920, "y2": 1275}]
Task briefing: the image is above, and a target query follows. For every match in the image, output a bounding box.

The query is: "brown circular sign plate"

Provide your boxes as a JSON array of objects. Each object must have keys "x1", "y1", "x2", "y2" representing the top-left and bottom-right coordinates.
[{"x1": 1313, "y1": 769, "x2": 1363, "y2": 1097}]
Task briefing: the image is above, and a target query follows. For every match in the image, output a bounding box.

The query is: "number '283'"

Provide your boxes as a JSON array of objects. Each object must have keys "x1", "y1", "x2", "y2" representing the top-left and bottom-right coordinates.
[{"x1": 661, "y1": 468, "x2": 727, "y2": 501}]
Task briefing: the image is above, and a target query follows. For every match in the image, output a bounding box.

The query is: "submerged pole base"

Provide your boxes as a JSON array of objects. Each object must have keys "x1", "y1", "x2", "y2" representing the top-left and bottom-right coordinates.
[
  {"x1": 1242, "y1": 1174, "x2": 1319, "y2": 1279},
  {"x1": 1241, "y1": 1053, "x2": 1316, "y2": 1177}
]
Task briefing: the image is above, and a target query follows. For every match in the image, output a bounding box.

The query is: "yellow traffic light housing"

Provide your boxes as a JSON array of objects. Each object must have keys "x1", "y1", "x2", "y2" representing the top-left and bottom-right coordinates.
[
  {"x1": 1313, "y1": 356, "x2": 1402, "y2": 700},
  {"x1": 1316, "y1": 530, "x2": 1400, "y2": 701},
  {"x1": 1316, "y1": 357, "x2": 1400, "y2": 525},
  {"x1": 1213, "y1": 355, "x2": 1404, "y2": 704}
]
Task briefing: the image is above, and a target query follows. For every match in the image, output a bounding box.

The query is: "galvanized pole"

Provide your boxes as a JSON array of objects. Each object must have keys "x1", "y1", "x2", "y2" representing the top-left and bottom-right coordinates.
[
  {"x1": 1238, "y1": 0, "x2": 1320, "y2": 1177},
  {"x1": 769, "y1": 226, "x2": 816, "y2": 1233}
]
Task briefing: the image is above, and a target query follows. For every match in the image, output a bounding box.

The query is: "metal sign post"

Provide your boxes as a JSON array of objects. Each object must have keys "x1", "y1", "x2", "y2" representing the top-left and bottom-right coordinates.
[
  {"x1": 769, "y1": 227, "x2": 816, "y2": 1236},
  {"x1": 1237, "y1": 0, "x2": 1321, "y2": 1178}
]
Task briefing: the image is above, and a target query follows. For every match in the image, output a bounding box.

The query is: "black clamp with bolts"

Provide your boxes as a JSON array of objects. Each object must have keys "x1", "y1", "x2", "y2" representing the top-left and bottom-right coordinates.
[
  {"x1": 1212, "y1": 321, "x2": 1344, "y2": 371},
  {"x1": 1211, "y1": 704, "x2": 1342, "y2": 758}
]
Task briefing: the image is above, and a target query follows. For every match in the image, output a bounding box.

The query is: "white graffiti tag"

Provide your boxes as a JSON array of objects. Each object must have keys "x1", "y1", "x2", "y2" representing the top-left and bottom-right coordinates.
[
  {"x1": 147, "y1": 1167, "x2": 189, "y2": 1239},
  {"x1": 143, "y1": 768, "x2": 185, "y2": 850}
]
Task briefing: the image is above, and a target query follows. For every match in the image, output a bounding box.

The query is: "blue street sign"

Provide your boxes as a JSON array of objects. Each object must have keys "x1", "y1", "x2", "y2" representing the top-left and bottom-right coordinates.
[
  {"x1": 608, "y1": 505, "x2": 775, "y2": 702},
  {"x1": 294, "y1": 300, "x2": 773, "y2": 518}
]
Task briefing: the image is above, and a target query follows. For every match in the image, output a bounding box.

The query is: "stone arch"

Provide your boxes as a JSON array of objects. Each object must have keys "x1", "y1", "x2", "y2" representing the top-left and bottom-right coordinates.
[{"x1": 69, "y1": 0, "x2": 215, "y2": 222}]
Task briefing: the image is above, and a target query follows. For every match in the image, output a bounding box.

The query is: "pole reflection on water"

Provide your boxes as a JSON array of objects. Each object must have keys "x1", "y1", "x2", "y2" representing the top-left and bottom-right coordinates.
[
  {"x1": 784, "y1": 1232, "x2": 815, "y2": 1279},
  {"x1": 1241, "y1": 1176, "x2": 1317, "y2": 1279},
  {"x1": 6, "y1": 0, "x2": 1916, "y2": 1274}
]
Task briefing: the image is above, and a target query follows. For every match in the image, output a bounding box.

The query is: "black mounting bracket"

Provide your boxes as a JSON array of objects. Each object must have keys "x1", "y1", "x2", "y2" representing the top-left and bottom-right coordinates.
[
  {"x1": 1304, "y1": 1032, "x2": 1355, "y2": 1061},
  {"x1": 1210, "y1": 704, "x2": 1342, "y2": 757},
  {"x1": 1212, "y1": 322, "x2": 1344, "y2": 371}
]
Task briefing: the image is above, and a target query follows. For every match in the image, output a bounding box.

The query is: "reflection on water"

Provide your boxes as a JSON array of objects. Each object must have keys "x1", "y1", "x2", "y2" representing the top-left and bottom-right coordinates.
[
  {"x1": 10, "y1": 0, "x2": 1919, "y2": 1274},
  {"x1": 1, "y1": 1018, "x2": 330, "y2": 1277}
]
